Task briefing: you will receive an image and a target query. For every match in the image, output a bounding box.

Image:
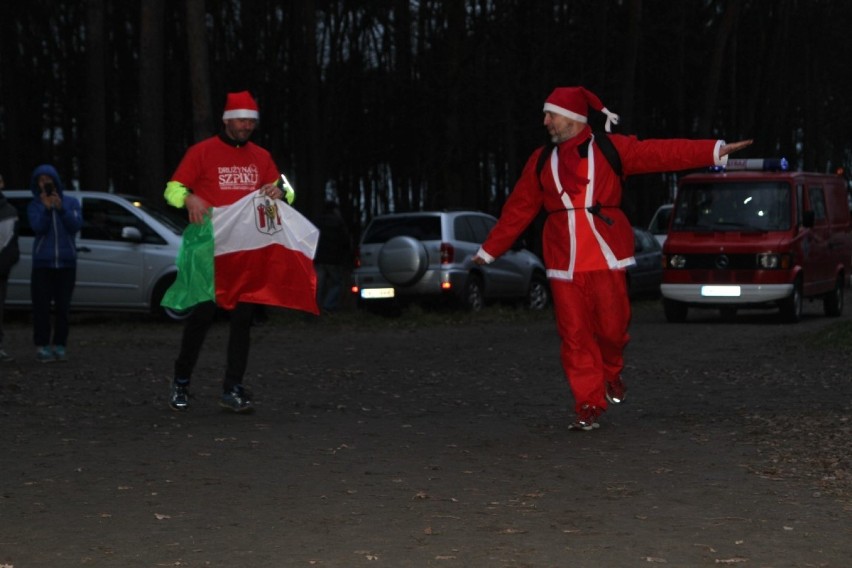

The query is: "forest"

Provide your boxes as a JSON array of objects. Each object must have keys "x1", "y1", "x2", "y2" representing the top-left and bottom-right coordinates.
[{"x1": 1, "y1": 0, "x2": 850, "y2": 236}]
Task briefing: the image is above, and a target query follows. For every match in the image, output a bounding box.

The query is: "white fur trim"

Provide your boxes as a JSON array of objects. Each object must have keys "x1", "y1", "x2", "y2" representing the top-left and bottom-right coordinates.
[
  {"x1": 550, "y1": 149, "x2": 578, "y2": 280},
  {"x1": 714, "y1": 140, "x2": 728, "y2": 166},
  {"x1": 222, "y1": 109, "x2": 259, "y2": 120},
  {"x1": 546, "y1": 268, "x2": 573, "y2": 281},
  {"x1": 543, "y1": 102, "x2": 587, "y2": 123},
  {"x1": 475, "y1": 247, "x2": 494, "y2": 263}
]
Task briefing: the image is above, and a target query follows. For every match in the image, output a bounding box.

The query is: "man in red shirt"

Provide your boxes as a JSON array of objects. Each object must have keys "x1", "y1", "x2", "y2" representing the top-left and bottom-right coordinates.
[
  {"x1": 164, "y1": 91, "x2": 291, "y2": 413},
  {"x1": 474, "y1": 86, "x2": 752, "y2": 431}
]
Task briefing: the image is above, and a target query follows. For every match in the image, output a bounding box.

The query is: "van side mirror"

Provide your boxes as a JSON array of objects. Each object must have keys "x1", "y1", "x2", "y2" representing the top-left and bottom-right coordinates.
[{"x1": 802, "y1": 210, "x2": 815, "y2": 228}]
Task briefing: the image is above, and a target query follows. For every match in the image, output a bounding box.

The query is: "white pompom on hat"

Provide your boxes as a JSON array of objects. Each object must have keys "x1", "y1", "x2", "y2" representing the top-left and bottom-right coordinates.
[
  {"x1": 543, "y1": 87, "x2": 620, "y2": 132},
  {"x1": 222, "y1": 91, "x2": 260, "y2": 120}
]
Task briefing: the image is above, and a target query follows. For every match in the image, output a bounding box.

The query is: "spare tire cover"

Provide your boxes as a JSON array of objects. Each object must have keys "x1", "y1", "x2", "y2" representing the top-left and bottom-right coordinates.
[{"x1": 378, "y1": 236, "x2": 429, "y2": 286}]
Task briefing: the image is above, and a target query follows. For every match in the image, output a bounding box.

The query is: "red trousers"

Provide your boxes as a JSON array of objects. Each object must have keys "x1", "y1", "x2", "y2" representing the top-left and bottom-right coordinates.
[{"x1": 550, "y1": 270, "x2": 631, "y2": 413}]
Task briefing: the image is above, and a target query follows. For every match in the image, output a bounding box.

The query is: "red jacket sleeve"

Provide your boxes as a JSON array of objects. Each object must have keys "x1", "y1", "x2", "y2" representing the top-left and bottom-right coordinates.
[
  {"x1": 614, "y1": 136, "x2": 721, "y2": 176},
  {"x1": 480, "y1": 149, "x2": 545, "y2": 260}
]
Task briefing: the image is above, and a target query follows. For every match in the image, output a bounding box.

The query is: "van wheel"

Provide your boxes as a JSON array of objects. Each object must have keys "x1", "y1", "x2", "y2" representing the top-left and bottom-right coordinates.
[
  {"x1": 823, "y1": 275, "x2": 844, "y2": 317},
  {"x1": 779, "y1": 280, "x2": 803, "y2": 323},
  {"x1": 663, "y1": 299, "x2": 688, "y2": 323}
]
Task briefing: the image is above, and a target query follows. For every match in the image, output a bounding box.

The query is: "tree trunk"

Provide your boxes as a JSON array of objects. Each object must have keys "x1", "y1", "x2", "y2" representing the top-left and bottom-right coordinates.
[
  {"x1": 139, "y1": 0, "x2": 164, "y2": 200},
  {"x1": 620, "y1": 0, "x2": 641, "y2": 133},
  {"x1": 186, "y1": 0, "x2": 213, "y2": 142},
  {"x1": 441, "y1": 0, "x2": 466, "y2": 209},
  {"x1": 84, "y1": 0, "x2": 108, "y2": 191},
  {"x1": 290, "y1": 0, "x2": 323, "y2": 217},
  {"x1": 698, "y1": 1, "x2": 741, "y2": 137}
]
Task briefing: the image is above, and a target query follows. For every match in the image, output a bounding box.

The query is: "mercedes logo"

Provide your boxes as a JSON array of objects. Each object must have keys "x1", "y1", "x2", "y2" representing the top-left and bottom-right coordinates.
[{"x1": 715, "y1": 254, "x2": 730, "y2": 269}]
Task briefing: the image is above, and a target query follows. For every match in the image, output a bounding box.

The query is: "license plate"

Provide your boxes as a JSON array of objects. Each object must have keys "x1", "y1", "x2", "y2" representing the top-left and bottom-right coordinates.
[
  {"x1": 701, "y1": 285, "x2": 741, "y2": 297},
  {"x1": 360, "y1": 288, "x2": 395, "y2": 299}
]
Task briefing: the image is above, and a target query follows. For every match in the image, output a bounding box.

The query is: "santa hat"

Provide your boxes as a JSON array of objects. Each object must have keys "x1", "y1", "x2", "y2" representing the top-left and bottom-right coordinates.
[
  {"x1": 543, "y1": 87, "x2": 620, "y2": 132},
  {"x1": 222, "y1": 91, "x2": 260, "y2": 120}
]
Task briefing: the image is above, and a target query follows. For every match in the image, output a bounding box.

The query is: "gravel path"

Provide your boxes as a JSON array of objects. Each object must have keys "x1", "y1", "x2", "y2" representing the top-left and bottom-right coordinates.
[{"x1": 1, "y1": 299, "x2": 850, "y2": 567}]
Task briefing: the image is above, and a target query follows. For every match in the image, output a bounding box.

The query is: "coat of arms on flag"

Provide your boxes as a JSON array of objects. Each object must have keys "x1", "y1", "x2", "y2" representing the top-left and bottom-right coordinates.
[{"x1": 255, "y1": 195, "x2": 283, "y2": 235}]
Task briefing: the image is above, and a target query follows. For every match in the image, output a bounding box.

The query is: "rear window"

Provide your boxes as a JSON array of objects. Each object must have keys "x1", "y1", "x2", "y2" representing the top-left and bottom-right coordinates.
[
  {"x1": 672, "y1": 181, "x2": 791, "y2": 232},
  {"x1": 362, "y1": 216, "x2": 442, "y2": 244}
]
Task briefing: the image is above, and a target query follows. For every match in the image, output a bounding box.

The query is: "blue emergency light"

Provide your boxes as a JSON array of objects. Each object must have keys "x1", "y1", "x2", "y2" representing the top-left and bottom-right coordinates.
[{"x1": 722, "y1": 158, "x2": 789, "y2": 172}]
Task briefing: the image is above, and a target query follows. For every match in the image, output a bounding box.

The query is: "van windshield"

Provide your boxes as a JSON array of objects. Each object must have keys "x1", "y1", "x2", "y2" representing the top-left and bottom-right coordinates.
[{"x1": 671, "y1": 181, "x2": 791, "y2": 232}]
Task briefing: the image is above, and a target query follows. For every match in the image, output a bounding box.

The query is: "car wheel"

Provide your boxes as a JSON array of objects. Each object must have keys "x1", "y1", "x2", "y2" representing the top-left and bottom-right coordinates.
[
  {"x1": 461, "y1": 274, "x2": 484, "y2": 312},
  {"x1": 779, "y1": 279, "x2": 803, "y2": 323},
  {"x1": 663, "y1": 298, "x2": 688, "y2": 323},
  {"x1": 823, "y1": 275, "x2": 844, "y2": 317},
  {"x1": 526, "y1": 274, "x2": 550, "y2": 310},
  {"x1": 378, "y1": 236, "x2": 428, "y2": 286},
  {"x1": 151, "y1": 274, "x2": 194, "y2": 322}
]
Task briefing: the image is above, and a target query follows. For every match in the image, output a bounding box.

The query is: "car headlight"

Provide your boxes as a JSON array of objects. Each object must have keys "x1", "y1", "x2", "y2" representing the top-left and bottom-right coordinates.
[
  {"x1": 757, "y1": 253, "x2": 791, "y2": 269},
  {"x1": 668, "y1": 254, "x2": 686, "y2": 269}
]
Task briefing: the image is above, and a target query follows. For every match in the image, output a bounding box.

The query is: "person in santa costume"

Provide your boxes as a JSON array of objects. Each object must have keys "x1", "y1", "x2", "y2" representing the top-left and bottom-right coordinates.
[{"x1": 473, "y1": 86, "x2": 752, "y2": 431}]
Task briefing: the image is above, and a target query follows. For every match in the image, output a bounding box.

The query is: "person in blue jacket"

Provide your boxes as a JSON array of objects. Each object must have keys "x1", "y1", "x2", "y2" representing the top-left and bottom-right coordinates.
[{"x1": 28, "y1": 164, "x2": 82, "y2": 362}]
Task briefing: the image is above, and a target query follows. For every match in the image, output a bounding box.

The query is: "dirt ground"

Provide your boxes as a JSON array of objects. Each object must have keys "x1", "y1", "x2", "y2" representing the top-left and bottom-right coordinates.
[{"x1": 1, "y1": 298, "x2": 851, "y2": 568}]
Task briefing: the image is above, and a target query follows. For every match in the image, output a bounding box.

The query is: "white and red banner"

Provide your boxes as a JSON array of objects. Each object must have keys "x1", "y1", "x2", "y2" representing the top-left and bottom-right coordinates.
[{"x1": 162, "y1": 192, "x2": 319, "y2": 314}]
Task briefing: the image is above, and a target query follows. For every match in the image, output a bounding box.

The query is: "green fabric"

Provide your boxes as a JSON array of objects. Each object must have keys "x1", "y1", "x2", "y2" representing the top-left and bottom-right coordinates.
[
  {"x1": 161, "y1": 215, "x2": 215, "y2": 310},
  {"x1": 276, "y1": 174, "x2": 296, "y2": 204}
]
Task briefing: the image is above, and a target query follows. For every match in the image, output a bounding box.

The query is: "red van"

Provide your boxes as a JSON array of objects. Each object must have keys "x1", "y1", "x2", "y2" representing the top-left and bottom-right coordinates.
[{"x1": 661, "y1": 159, "x2": 852, "y2": 322}]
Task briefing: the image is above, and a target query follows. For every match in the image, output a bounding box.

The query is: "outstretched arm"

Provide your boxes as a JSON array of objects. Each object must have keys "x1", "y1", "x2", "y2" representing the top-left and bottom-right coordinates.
[{"x1": 720, "y1": 139, "x2": 753, "y2": 157}]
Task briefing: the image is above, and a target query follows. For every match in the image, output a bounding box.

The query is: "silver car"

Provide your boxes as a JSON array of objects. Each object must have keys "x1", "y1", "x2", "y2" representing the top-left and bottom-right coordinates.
[
  {"x1": 351, "y1": 211, "x2": 549, "y2": 312},
  {"x1": 4, "y1": 190, "x2": 187, "y2": 319},
  {"x1": 627, "y1": 226, "x2": 663, "y2": 298}
]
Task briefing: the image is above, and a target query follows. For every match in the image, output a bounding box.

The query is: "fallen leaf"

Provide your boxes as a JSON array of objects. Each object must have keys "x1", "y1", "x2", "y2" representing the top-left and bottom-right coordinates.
[{"x1": 500, "y1": 527, "x2": 527, "y2": 534}]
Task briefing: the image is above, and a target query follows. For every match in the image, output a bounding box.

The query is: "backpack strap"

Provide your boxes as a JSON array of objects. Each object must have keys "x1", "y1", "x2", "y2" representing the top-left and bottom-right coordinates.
[
  {"x1": 535, "y1": 131, "x2": 623, "y2": 182},
  {"x1": 535, "y1": 141, "x2": 556, "y2": 180},
  {"x1": 592, "y1": 132, "x2": 623, "y2": 178}
]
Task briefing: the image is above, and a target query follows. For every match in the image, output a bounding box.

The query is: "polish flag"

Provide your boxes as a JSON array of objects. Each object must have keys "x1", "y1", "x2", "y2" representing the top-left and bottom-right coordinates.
[{"x1": 162, "y1": 191, "x2": 319, "y2": 314}]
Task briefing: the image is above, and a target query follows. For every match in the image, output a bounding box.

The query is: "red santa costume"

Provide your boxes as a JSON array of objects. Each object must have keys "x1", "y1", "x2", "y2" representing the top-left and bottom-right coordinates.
[{"x1": 475, "y1": 86, "x2": 730, "y2": 430}]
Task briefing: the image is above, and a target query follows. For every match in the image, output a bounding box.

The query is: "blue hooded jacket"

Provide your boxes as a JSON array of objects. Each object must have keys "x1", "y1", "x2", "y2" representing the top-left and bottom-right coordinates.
[{"x1": 27, "y1": 164, "x2": 82, "y2": 269}]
